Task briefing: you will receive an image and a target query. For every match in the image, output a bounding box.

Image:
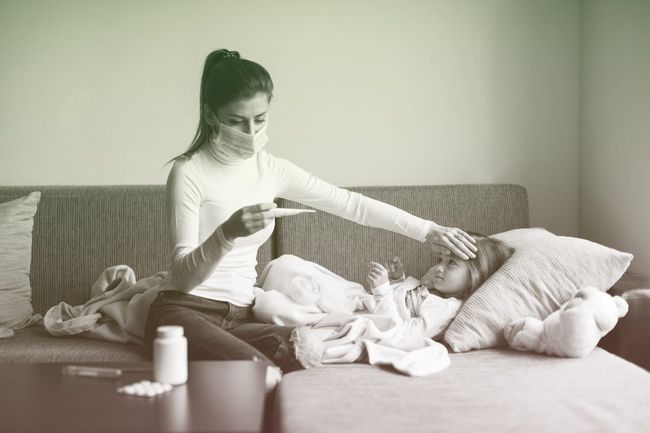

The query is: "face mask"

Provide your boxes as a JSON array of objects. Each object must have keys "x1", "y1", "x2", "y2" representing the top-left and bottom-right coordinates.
[{"x1": 213, "y1": 120, "x2": 269, "y2": 160}]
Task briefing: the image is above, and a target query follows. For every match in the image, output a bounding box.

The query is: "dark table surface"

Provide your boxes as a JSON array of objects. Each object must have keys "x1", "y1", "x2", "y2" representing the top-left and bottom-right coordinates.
[{"x1": 0, "y1": 360, "x2": 267, "y2": 433}]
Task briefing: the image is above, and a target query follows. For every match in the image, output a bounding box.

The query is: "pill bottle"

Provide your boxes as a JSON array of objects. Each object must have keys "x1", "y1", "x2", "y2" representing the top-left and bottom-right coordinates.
[{"x1": 154, "y1": 325, "x2": 188, "y2": 385}]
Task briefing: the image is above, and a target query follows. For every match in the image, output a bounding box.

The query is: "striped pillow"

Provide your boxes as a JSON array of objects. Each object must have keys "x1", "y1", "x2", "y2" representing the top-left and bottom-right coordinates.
[
  {"x1": 0, "y1": 192, "x2": 41, "y2": 332},
  {"x1": 444, "y1": 228, "x2": 633, "y2": 352}
]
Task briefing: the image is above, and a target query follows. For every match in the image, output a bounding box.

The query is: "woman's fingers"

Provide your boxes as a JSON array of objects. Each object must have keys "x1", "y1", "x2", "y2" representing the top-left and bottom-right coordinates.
[
  {"x1": 446, "y1": 230, "x2": 477, "y2": 259},
  {"x1": 446, "y1": 240, "x2": 472, "y2": 260},
  {"x1": 245, "y1": 202, "x2": 277, "y2": 213},
  {"x1": 427, "y1": 225, "x2": 478, "y2": 260}
]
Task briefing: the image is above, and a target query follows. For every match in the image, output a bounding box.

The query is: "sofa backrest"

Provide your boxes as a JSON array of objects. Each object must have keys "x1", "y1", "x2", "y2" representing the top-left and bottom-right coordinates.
[
  {"x1": 276, "y1": 184, "x2": 529, "y2": 285},
  {"x1": 1, "y1": 183, "x2": 527, "y2": 315}
]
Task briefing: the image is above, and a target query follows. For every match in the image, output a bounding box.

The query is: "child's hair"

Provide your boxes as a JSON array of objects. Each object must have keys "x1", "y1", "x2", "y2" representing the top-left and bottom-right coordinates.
[
  {"x1": 171, "y1": 49, "x2": 274, "y2": 162},
  {"x1": 463, "y1": 231, "x2": 514, "y2": 298}
]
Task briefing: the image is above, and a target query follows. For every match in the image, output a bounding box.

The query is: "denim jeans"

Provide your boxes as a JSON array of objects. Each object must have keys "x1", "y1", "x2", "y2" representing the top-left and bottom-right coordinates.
[{"x1": 144, "y1": 290, "x2": 303, "y2": 373}]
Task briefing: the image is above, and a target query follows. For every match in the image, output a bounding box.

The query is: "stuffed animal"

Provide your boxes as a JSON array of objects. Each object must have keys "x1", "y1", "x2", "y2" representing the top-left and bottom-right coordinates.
[{"x1": 504, "y1": 286, "x2": 628, "y2": 358}]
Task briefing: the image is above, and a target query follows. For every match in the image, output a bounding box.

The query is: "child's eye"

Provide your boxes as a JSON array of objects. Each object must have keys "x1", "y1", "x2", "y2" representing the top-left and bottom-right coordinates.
[{"x1": 255, "y1": 118, "x2": 266, "y2": 123}]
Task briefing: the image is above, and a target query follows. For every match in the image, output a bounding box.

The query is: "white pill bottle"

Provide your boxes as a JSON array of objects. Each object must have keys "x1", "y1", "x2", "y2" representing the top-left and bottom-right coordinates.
[{"x1": 154, "y1": 325, "x2": 188, "y2": 385}]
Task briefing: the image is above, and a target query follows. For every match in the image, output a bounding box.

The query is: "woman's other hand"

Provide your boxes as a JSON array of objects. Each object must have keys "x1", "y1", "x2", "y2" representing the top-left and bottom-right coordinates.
[
  {"x1": 367, "y1": 262, "x2": 389, "y2": 290},
  {"x1": 222, "y1": 202, "x2": 277, "y2": 241},
  {"x1": 425, "y1": 224, "x2": 477, "y2": 260}
]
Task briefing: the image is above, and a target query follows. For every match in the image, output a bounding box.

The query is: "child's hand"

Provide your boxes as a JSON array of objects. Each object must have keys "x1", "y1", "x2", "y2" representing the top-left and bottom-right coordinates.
[
  {"x1": 367, "y1": 262, "x2": 389, "y2": 290},
  {"x1": 385, "y1": 256, "x2": 405, "y2": 282}
]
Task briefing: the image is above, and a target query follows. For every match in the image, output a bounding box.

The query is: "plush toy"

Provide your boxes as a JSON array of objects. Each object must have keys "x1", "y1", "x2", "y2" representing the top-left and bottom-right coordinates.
[{"x1": 504, "y1": 286, "x2": 628, "y2": 358}]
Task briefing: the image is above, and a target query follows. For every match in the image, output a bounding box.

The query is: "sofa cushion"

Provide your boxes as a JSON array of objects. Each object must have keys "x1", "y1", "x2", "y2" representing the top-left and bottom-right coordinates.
[
  {"x1": 0, "y1": 326, "x2": 148, "y2": 363},
  {"x1": 273, "y1": 348, "x2": 650, "y2": 433},
  {"x1": 0, "y1": 192, "x2": 41, "y2": 331}
]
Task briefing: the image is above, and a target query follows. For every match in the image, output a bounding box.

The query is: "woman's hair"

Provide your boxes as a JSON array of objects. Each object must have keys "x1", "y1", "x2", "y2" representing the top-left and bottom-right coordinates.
[
  {"x1": 170, "y1": 49, "x2": 274, "y2": 162},
  {"x1": 463, "y1": 231, "x2": 514, "y2": 298}
]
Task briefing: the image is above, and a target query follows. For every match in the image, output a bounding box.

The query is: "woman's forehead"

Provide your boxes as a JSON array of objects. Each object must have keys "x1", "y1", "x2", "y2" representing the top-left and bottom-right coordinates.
[{"x1": 218, "y1": 93, "x2": 270, "y2": 117}]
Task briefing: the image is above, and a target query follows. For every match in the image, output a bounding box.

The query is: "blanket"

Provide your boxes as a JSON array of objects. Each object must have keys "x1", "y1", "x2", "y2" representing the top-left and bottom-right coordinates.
[
  {"x1": 44, "y1": 265, "x2": 171, "y2": 345},
  {"x1": 254, "y1": 255, "x2": 454, "y2": 376}
]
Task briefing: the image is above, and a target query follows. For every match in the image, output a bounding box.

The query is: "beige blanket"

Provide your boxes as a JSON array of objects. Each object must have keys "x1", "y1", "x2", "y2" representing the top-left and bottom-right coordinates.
[{"x1": 254, "y1": 255, "x2": 451, "y2": 376}]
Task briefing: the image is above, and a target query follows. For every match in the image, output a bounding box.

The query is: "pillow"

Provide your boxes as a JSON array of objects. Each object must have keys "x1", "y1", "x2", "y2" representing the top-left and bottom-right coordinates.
[
  {"x1": 443, "y1": 228, "x2": 633, "y2": 352},
  {"x1": 0, "y1": 192, "x2": 42, "y2": 334}
]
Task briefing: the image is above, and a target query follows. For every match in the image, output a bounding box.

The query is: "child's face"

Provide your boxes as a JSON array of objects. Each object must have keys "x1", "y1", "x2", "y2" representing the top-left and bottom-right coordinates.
[{"x1": 430, "y1": 253, "x2": 471, "y2": 297}]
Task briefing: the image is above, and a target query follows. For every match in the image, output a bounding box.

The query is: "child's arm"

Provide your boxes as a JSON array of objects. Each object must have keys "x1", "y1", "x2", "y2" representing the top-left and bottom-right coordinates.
[
  {"x1": 393, "y1": 293, "x2": 463, "y2": 341},
  {"x1": 366, "y1": 262, "x2": 402, "y2": 321}
]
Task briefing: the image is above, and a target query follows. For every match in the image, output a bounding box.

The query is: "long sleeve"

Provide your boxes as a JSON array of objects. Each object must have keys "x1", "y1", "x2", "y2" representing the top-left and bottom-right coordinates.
[
  {"x1": 397, "y1": 284, "x2": 463, "y2": 340},
  {"x1": 371, "y1": 277, "x2": 463, "y2": 341},
  {"x1": 272, "y1": 156, "x2": 433, "y2": 242},
  {"x1": 165, "y1": 158, "x2": 235, "y2": 292},
  {"x1": 368, "y1": 281, "x2": 404, "y2": 322}
]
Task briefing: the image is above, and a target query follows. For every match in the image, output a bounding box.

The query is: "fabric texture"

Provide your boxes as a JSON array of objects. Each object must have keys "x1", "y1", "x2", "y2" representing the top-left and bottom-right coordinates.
[
  {"x1": 255, "y1": 255, "x2": 456, "y2": 376},
  {"x1": 445, "y1": 228, "x2": 634, "y2": 352},
  {"x1": 43, "y1": 265, "x2": 170, "y2": 345},
  {"x1": 0, "y1": 326, "x2": 147, "y2": 362},
  {"x1": 273, "y1": 348, "x2": 650, "y2": 433},
  {"x1": 0, "y1": 192, "x2": 42, "y2": 335}
]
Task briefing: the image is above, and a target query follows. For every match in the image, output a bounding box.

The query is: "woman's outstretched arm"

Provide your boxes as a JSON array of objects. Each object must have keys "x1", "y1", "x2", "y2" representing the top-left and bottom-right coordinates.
[{"x1": 271, "y1": 154, "x2": 476, "y2": 258}]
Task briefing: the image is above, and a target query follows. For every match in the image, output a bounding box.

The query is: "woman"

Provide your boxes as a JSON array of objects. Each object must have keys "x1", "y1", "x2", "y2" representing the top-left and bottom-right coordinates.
[{"x1": 144, "y1": 49, "x2": 477, "y2": 372}]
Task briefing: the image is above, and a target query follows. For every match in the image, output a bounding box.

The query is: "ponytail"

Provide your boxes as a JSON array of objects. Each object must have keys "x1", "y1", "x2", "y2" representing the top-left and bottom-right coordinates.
[{"x1": 169, "y1": 49, "x2": 274, "y2": 163}]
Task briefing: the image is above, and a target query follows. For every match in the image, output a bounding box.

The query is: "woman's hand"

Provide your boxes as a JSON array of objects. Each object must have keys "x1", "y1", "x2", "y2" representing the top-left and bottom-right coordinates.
[
  {"x1": 221, "y1": 202, "x2": 277, "y2": 242},
  {"x1": 367, "y1": 262, "x2": 389, "y2": 290},
  {"x1": 425, "y1": 224, "x2": 477, "y2": 260}
]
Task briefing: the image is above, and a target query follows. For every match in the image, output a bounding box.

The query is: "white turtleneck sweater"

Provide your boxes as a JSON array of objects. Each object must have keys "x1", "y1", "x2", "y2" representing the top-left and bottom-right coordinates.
[{"x1": 166, "y1": 140, "x2": 434, "y2": 307}]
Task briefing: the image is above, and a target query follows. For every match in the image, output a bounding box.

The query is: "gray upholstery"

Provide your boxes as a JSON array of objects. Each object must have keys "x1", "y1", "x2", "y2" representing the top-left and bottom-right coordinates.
[
  {"x1": 0, "y1": 327, "x2": 147, "y2": 363},
  {"x1": 274, "y1": 348, "x2": 650, "y2": 433}
]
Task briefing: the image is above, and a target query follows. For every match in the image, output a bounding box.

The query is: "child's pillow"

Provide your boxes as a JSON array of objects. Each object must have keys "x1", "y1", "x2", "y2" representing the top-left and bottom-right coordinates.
[{"x1": 443, "y1": 228, "x2": 633, "y2": 352}]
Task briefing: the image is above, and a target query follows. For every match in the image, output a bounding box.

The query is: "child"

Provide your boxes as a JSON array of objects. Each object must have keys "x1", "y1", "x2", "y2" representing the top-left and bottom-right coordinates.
[
  {"x1": 365, "y1": 232, "x2": 514, "y2": 342},
  {"x1": 254, "y1": 232, "x2": 513, "y2": 369},
  {"x1": 256, "y1": 233, "x2": 512, "y2": 337}
]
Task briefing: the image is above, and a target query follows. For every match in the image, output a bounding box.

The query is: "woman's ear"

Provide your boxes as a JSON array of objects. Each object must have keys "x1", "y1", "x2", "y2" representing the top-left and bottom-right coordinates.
[{"x1": 204, "y1": 104, "x2": 218, "y2": 126}]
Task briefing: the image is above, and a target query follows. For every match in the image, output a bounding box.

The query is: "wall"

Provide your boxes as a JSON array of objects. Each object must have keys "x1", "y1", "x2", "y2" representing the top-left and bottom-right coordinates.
[
  {"x1": 580, "y1": 0, "x2": 650, "y2": 275},
  {"x1": 0, "y1": 0, "x2": 581, "y2": 235}
]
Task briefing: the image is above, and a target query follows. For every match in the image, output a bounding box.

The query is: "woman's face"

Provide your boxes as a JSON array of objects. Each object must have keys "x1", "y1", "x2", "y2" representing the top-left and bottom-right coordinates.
[
  {"x1": 215, "y1": 92, "x2": 270, "y2": 134},
  {"x1": 430, "y1": 253, "x2": 471, "y2": 297}
]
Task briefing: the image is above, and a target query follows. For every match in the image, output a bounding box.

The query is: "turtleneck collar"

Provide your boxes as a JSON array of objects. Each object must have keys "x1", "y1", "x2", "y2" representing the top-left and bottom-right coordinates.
[{"x1": 205, "y1": 131, "x2": 252, "y2": 166}]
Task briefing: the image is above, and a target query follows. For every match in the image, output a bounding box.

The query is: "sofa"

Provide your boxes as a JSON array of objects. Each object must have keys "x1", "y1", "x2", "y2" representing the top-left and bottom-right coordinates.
[{"x1": 1, "y1": 184, "x2": 649, "y2": 433}]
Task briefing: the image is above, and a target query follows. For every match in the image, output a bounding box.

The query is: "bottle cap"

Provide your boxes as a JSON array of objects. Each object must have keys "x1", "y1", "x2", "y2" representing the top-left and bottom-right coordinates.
[{"x1": 156, "y1": 325, "x2": 184, "y2": 339}]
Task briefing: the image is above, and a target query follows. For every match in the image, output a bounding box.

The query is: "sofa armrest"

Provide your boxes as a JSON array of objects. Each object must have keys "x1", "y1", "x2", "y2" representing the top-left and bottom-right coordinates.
[{"x1": 599, "y1": 273, "x2": 650, "y2": 371}]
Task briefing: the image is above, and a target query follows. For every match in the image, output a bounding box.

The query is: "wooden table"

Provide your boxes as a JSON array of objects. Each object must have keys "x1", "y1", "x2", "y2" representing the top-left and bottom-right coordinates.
[{"x1": 0, "y1": 360, "x2": 267, "y2": 433}]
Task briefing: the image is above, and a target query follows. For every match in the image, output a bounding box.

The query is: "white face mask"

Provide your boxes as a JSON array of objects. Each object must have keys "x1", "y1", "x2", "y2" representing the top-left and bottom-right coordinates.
[{"x1": 214, "y1": 120, "x2": 269, "y2": 160}]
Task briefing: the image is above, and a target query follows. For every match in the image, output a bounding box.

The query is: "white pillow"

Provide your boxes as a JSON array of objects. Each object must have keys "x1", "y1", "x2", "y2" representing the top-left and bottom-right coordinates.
[
  {"x1": 0, "y1": 192, "x2": 41, "y2": 332},
  {"x1": 443, "y1": 228, "x2": 633, "y2": 352}
]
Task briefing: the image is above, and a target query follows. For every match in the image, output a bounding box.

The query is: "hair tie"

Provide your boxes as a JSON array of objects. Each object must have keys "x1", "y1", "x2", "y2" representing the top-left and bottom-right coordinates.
[{"x1": 223, "y1": 50, "x2": 240, "y2": 61}]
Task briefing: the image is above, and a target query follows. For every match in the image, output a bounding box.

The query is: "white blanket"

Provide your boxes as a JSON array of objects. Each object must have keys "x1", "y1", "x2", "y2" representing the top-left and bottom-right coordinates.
[
  {"x1": 44, "y1": 265, "x2": 171, "y2": 345},
  {"x1": 254, "y1": 255, "x2": 454, "y2": 376}
]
